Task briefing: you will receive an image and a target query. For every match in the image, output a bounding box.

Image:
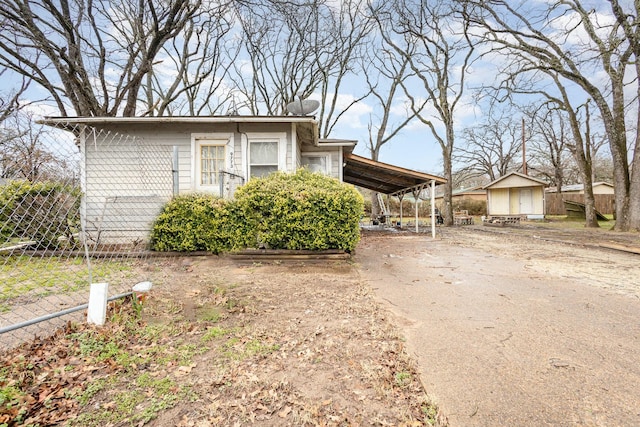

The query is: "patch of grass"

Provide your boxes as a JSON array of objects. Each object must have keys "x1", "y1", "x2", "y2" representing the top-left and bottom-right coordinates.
[
  {"x1": 75, "y1": 377, "x2": 110, "y2": 406},
  {"x1": 0, "y1": 385, "x2": 25, "y2": 409},
  {"x1": 65, "y1": 307, "x2": 204, "y2": 426},
  {"x1": 0, "y1": 256, "x2": 134, "y2": 304},
  {"x1": 224, "y1": 298, "x2": 240, "y2": 310},
  {"x1": 220, "y1": 336, "x2": 280, "y2": 360},
  {"x1": 176, "y1": 342, "x2": 207, "y2": 364},
  {"x1": 421, "y1": 400, "x2": 439, "y2": 426},
  {"x1": 202, "y1": 326, "x2": 235, "y2": 342},
  {"x1": 535, "y1": 215, "x2": 615, "y2": 229},
  {"x1": 394, "y1": 371, "x2": 412, "y2": 388},
  {"x1": 73, "y1": 371, "x2": 200, "y2": 427},
  {"x1": 197, "y1": 306, "x2": 222, "y2": 322},
  {"x1": 245, "y1": 338, "x2": 280, "y2": 356}
]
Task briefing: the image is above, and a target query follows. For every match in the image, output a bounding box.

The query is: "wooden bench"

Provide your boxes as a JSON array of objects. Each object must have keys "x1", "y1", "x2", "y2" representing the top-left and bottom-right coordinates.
[{"x1": 453, "y1": 210, "x2": 474, "y2": 225}]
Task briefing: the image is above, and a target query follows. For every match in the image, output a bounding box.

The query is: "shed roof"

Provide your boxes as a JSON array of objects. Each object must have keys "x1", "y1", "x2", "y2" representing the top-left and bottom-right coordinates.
[
  {"x1": 342, "y1": 153, "x2": 446, "y2": 195},
  {"x1": 483, "y1": 172, "x2": 547, "y2": 190}
]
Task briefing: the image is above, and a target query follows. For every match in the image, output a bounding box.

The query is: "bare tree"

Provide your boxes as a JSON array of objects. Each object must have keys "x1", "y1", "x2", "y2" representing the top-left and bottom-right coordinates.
[
  {"x1": 0, "y1": 70, "x2": 32, "y2": 123},
  {"x1": 317, "y1": 0, "x2": 374, "y2": 138},
  {"x1": 456, "y1": 114, "x2": 522, "y2": 182},
  {"x1": 363, "y1": 40, "x2": 423, "y2": 162},
  {"x1": 0, "y1": 111, "x2": 71, "y2": 181},
  {"x1": 0, "y1": 0, "x2": 201, "y2": 117},
  {"x1": 462, "y1": 0, "x2": 640, "y2": 231},
  {"x1": 527, "y1": 106, "x2": 571, "y2": 192},
  {"x1": 142, "y1": 2, "x2": 239, "y2": 116},
  {"x1": 360, "y1": 24, "x2": 425, "y2": 216},
  {"x1": 376, "y1": 0, "x2": 476, "y2": 225},
  {"x1": 230, "y1": 0, "x2": 372, "y2": 130}
]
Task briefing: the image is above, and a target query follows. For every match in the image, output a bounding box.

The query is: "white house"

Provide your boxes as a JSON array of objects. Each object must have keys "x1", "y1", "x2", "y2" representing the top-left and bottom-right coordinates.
[
  {"x1": 40, "y1": 116, "x2": 355, "y2": 246},
  {"x1": 41, "y1": 115, "x2": 446, "y2": 246}
]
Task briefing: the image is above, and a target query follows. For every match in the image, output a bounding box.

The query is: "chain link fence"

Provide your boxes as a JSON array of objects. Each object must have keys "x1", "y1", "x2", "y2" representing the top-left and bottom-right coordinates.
[{"x1": 1, "y1": 120, "x2": 176, "y2": 350}]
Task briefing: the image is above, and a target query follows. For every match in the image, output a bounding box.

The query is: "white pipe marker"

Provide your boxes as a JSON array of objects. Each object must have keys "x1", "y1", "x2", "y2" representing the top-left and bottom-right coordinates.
[{"x1": 87, "y1": 282, "x2": 109, "y2": 325}]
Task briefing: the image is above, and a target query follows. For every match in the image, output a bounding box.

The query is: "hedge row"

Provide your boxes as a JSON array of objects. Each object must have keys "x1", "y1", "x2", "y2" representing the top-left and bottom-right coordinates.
[
  {"x1": 150, "y1": 169, "x2": 364, "y2": 253},
  {"x1": 0, "y1": 181, "x2": 81, "y2": 249}
]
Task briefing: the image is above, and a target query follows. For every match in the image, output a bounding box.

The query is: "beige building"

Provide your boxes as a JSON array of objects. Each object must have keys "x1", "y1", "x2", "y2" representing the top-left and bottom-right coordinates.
[
  {"x1": 545, "y1": 182, "x2": 614, "y2": 195},
  {"x1": 483, "y1": 172, "x2": 547, "y2": 220}
]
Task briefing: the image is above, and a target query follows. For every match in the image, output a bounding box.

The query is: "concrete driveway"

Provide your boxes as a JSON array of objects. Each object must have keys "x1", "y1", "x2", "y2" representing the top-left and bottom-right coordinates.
[{"x1": 356, "y1": 228, "x2": 640, "y2": 426}]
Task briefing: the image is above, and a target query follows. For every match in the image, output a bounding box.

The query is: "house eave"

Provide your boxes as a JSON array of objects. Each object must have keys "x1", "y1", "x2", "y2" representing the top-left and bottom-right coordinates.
[{"x1": 38, "y1": 115, "x2": 318, "y2": 128}]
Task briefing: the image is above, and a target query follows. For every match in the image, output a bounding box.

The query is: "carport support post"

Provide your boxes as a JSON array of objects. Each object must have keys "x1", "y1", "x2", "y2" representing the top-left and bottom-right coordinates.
[
  {"x1": 413, "y1": 188, "x2": 421, "y2": 233},
  {"x1": 430, "y1": 180, "x2": 436, "y2": 239}
]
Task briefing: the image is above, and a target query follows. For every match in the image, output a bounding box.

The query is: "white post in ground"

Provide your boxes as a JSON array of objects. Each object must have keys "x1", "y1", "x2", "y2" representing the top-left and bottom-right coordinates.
[
  {"x1": 414, "y1": 191, "x2": 419, "y2": 233},
  {"x1": 87, "y1": 282, "x2": 109, "y2": 325},
  {"x1": 431, "y1": 180, "x2": 436, "y2": 239}
]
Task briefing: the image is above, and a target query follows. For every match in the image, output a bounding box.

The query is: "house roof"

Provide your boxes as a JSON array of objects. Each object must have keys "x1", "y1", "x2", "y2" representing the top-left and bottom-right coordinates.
[
  {"x1": 545, "y1": 182, "x2": 614, "y2": 193},
  {"x1": 42, "y1": 115, "x2": 321, "y2": 141},
  {"x1": 39, "y1": 115, "x2": 320, "y2": 126},
  {"x1": 39, "y1": 115, "x2": 328, "y2": 149},
  {"x1": 482, "y1": 172, "x2": 547, "y2": 189},
  {"x1": 434, "y1": 186, "x2": 486, "y2": 199},
  {"x1": 342, "y1": 153, "x2": 446, "y2": 195}
]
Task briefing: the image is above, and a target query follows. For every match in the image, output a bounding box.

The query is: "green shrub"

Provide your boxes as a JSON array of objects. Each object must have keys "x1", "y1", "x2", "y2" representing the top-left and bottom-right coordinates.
[
  {"x1": 234, "y1": 169, "x2": 364, "y2": 252},
  {"x1": 149, "y1": 194, "x2": 234, "y2": 254},
  {"x1": 0, "y1": 180, "x2": 81, "y2": 249},
  {"x1": 151, "y1": 170, "x2": 364, "y2": 253},
  {"x1": 451, "y1": 198, "x2": 486, "y2": 216}
]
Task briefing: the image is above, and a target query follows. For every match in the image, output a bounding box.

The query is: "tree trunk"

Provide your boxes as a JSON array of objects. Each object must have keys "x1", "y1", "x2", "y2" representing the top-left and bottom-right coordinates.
[{"x1": 442, "y1": 143, "x2": 454, "y2": 226}]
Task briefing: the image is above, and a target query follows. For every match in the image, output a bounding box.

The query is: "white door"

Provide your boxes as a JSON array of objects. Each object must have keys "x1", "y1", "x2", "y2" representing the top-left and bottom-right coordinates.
[
  {"x1": 195, "y1": 139, "x2": 227, "y2": 195},
  {"x1": 519, "y1": 188, "x2": 533, "y2": 213}
]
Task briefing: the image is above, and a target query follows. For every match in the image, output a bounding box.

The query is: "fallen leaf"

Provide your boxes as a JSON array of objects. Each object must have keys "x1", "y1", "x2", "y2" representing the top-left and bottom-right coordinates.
[{"x1": 277, "y1": 406, "x2": 292, "y2": 418}]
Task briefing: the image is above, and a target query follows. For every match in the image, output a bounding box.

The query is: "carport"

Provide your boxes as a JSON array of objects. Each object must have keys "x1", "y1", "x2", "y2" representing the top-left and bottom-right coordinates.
[{"x1": 342, "y1": 153, "x2": 447, "y2": 237}]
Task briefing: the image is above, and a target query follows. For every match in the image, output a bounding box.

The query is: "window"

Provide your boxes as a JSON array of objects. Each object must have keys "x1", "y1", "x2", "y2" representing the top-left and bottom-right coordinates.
[
  {"x1": 301, "y1": 153, "x2": 331, "y2": 175},
  {"x1": 249, "y1": 140, "x2": 279, "y2": 178},
  {"x1": 200, "y1": 144, "x2": 225, "y2": 185},
  {"x1": 244, "y1": 132, "x2": 287, "y2": 181}
]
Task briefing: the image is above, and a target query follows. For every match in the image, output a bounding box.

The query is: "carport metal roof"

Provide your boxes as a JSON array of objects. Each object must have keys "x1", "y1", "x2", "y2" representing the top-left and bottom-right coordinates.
[{"x1": 342, "y1": 153, "x2": 446, "y2": 196}]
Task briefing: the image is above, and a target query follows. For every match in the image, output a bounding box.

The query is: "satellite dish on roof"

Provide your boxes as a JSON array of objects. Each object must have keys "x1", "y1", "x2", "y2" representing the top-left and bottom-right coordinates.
[{"x1": 286, "y1": 96, "x2": 320, "y2": 116}]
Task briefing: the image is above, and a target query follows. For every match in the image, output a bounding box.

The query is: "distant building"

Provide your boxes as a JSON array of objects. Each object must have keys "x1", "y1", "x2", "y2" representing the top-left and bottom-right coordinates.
[{"x1": 545, "y1": 182, "x2": 614, "y2": 195}]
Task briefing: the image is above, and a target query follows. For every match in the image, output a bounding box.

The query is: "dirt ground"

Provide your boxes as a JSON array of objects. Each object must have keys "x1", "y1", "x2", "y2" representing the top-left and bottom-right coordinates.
[
  {"x1": 2, "y1": 222, "x2": 639, "y2": 426},
  {"x1": 357, "y1": 223, "x2": 640, "y2": 426}
]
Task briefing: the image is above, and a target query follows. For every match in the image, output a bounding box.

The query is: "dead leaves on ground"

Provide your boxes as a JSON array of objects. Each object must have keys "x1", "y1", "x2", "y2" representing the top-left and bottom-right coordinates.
[{"x1": 1, "y1": 264, "x2": 443, "y2": 426}]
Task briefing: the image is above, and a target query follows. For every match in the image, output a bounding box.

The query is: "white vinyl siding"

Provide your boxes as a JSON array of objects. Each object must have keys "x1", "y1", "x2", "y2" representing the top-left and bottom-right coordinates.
[{"x1": 81, "y1": 129, "x2": 173, "y2": 244}]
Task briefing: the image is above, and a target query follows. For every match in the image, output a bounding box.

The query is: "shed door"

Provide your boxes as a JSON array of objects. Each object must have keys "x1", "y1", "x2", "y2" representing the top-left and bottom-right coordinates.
[{"x1": 519, "y1": 188, "x2": 533, "y2": 213}]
